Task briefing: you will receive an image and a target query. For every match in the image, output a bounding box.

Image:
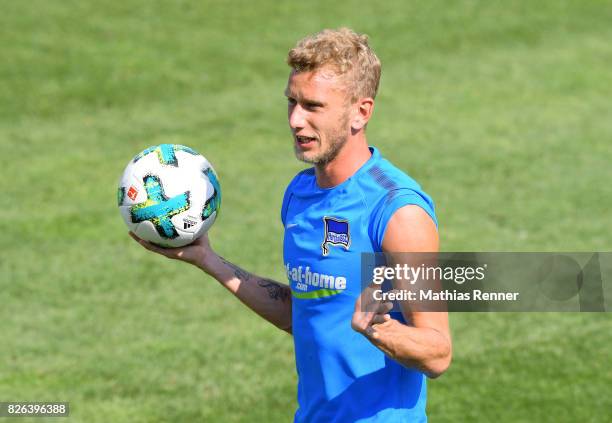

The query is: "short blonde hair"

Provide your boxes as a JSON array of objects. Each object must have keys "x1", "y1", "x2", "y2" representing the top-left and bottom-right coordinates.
[{"x1": 287, "y1": 28, "x2": 381, "y2": 102}]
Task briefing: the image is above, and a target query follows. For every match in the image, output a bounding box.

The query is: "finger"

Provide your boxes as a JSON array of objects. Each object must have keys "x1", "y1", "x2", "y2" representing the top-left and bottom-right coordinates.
[
  {"x1": 355, "y1": 292, "x2": 383, "y2": 315},
  {"x1": 192, "y1": 233, "x2": 211, "y2": 248},
  {"x1": 369, "y1": 300, "x2": 393, "y2": 316},
  {"x1": 352, "y1": 309, "x2": 382, "y2": 333},
  {"x1": 358, "y1": 284, "x2": 382, "y2": 309},
  {"x1": 362, "y1": 294, "x2": 385, "y2": 313},
  {"x1": 371, "y1": 313, "x2": 391, "y2": 325},
  {"x1": 365, "y1": 326, "x2": 376, "y2": 338},
  {"x1": 380, "y1": 301, "x2": 394, "y2": 314},
  {"x1": 351, "y1": 312, "x2": 370, "y2": 332},
  {"x1": 128, "y1": 232, "x2": 176, "y2": 258}
]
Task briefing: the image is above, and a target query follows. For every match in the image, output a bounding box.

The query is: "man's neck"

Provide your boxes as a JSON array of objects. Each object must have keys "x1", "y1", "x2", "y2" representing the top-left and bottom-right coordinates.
[{"x1": 314, "y1": 136, "x2": 372, "y2": 188}]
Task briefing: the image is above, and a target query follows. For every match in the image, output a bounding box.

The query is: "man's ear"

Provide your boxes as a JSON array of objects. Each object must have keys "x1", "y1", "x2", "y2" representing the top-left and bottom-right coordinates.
[{"x1": 351, "y1": 98, "x2": 375, "y2": 131}]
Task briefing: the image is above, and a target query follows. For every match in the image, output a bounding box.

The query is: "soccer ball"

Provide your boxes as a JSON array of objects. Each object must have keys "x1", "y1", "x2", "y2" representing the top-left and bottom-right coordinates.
[{"x1": 117, "y1": 144, "x2": 221, "y2": 248}]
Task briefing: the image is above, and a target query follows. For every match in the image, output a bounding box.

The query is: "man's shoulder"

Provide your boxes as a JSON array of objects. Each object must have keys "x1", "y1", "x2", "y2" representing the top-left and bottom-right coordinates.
[
  {"x1": 358, "y1": 149, "x2": 437, "y2": 225},
  {"x1": 355, "y1": 153, "x2": 426, "y2": 203}
]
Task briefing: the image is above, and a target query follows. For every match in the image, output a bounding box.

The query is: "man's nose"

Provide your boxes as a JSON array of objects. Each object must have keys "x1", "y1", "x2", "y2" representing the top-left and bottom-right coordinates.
[{"x1": 288, "y1": 104, "x2": 306, "y2": 130}]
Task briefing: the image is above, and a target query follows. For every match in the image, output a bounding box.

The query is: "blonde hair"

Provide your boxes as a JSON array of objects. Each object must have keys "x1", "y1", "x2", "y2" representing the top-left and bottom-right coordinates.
[{"x1": 287, "y1": 28, "x2": 381, "y2": 102}]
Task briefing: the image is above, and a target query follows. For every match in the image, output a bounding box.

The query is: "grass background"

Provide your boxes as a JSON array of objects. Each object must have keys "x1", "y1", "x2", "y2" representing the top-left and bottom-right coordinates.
[{"x1": 1, "y1": 0, "x2": 611, "y2": 421}]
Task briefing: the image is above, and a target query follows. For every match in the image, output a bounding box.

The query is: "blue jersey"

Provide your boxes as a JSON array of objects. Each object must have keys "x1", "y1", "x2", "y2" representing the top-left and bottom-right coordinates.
[{"x1": 281, "y1": 147, "x2": 437, "y2": 423}]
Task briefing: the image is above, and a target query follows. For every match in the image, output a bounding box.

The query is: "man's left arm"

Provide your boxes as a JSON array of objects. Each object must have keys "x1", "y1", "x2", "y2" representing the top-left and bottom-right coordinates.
[{"x1": 351, "y1": 205, "x2": 452, "y2": 378}]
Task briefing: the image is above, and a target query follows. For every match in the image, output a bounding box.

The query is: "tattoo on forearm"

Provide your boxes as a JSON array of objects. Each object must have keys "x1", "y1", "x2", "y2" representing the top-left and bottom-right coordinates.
[
  {"x1": 219, "y1": 258, "x2": 290, "y2": 302},
  {"x1": 258, "y1": 279, "x2": 291, "y2": 302},
  {"x1": 220, "y1": 257, "x2": 251, "y2": 282}
]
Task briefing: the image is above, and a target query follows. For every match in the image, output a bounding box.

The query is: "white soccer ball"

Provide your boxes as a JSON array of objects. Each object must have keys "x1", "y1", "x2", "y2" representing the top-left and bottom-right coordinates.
[{"x1": 117, "y1": 144, "x2": 221, "y2": 247}]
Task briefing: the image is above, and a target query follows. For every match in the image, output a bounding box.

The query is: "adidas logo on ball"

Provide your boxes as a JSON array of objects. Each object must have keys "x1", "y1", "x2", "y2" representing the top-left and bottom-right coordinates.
[{"x1": 183, "y1": 217, "x2": 198, "y2": 229}]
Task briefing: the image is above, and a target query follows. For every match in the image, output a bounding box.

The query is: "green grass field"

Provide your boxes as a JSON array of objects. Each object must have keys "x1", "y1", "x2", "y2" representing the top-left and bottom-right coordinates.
[{"x1": 1, "y1": 1, "x2": 611, "y2": 421}]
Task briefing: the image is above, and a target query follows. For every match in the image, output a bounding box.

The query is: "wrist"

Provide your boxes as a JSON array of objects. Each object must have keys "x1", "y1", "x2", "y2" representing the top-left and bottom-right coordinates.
[{"x1": 195, "y1": 250, "x2": 221, "y2": 275}]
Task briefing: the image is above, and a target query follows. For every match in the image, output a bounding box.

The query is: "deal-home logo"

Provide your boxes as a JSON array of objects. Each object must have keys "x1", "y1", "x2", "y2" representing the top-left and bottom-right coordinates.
[{"x1": 286, "y1": 262, "x2": 347, "y2": 299}]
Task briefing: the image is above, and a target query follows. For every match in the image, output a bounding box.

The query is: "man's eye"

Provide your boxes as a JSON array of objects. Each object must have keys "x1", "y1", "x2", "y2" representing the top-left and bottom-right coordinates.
[
  {"x1": 304, "y1": 103, "x2": 319, "y2": 110},
  {"x1": 287, "y1": 98, "x2": 297, "y2": 105}
]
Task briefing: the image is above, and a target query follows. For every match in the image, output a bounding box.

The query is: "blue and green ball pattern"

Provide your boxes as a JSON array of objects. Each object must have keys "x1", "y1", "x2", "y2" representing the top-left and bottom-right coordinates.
[
  {"x1": 202, "y1": 167, "x2": 221, "y2": 220},
  {"x1": 132, "y1": 144, "x2": 199, "y2": 167},
  {"x1": 130, "y1": 175, "x2": 191, "y2": 239},
  {"x1": 117, "y1": 187, "x2": 126, "y2": 206}
]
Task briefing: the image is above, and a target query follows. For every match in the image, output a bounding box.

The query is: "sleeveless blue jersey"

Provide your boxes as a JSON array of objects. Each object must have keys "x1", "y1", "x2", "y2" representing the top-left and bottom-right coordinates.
[{"x1": 281, "y1": 147, "x2": 437, "y2": 423}]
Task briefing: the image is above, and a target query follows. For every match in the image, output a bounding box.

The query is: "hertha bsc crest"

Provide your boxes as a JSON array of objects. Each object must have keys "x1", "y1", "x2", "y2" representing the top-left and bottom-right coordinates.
[{"x1": 321, "y1": 217, "x2": 350, "y2": 256}]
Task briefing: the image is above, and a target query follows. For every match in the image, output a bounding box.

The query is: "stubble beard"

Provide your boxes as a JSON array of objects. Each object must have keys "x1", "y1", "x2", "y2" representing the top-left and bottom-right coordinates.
[{"x1": 294, "y1": 115, "x2": 350, "y2": 166}]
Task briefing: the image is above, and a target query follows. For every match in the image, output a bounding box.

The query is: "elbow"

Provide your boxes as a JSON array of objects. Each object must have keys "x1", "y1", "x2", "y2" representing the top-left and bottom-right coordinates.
[
  {"x1": 424, "y1": 345, "x2": 452, "y2": 379},
  {"x1": 280, "y1": 313, "x2": 293, "y2": 335},
  {"x1": 278, "y1": 322, "x2": 292, "y2": 335},
  {"x1": 425, "y1": 357, "x2": 451, "y2": 379}
]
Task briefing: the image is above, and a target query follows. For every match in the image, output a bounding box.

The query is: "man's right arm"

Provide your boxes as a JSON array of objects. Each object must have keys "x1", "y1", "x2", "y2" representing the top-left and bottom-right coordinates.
[{"x1": 129, "y1": 232, "x2": 293, "y2": 334}]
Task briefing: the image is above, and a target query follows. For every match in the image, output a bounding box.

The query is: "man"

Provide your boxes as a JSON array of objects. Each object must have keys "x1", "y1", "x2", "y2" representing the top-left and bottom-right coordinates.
[{"x1": 131, "y1": 28, "x2": 451, "y2": 422}]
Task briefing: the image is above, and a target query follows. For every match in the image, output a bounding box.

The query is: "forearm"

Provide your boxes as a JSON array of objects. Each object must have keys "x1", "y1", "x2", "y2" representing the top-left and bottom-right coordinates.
[
  {"x1": 199, "y1": 254, "x2": 293, "y2": 334},
  {"x1": 367, "y1": 318, "x2": 451, "y2": 378}
]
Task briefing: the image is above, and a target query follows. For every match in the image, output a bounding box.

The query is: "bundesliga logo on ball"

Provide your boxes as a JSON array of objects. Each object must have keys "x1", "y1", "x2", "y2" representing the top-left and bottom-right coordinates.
[{"x1": 117, "y1": 144, "x2": 221, "y2": 247}]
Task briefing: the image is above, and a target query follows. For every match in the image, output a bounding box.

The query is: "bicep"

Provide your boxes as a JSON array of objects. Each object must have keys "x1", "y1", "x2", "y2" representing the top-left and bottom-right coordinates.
[{"x1": 382, "y1": 205, "x2": 448, "y2": 336}]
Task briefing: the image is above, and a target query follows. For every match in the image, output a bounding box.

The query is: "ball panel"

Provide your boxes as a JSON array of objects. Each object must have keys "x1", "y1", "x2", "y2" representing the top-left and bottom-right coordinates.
[
  {"x1": 171, "y1": 211, "x2": 203, "y2": 234},
  {"x1": 134, "y1": 220, "x2": 158, "y2": 242},
  {"x1": 118, "y1": 167, "x2": 147, "y2": 205},
  {"x1": 199, "y1": 211, "x2": 217, "y2": 234}
]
